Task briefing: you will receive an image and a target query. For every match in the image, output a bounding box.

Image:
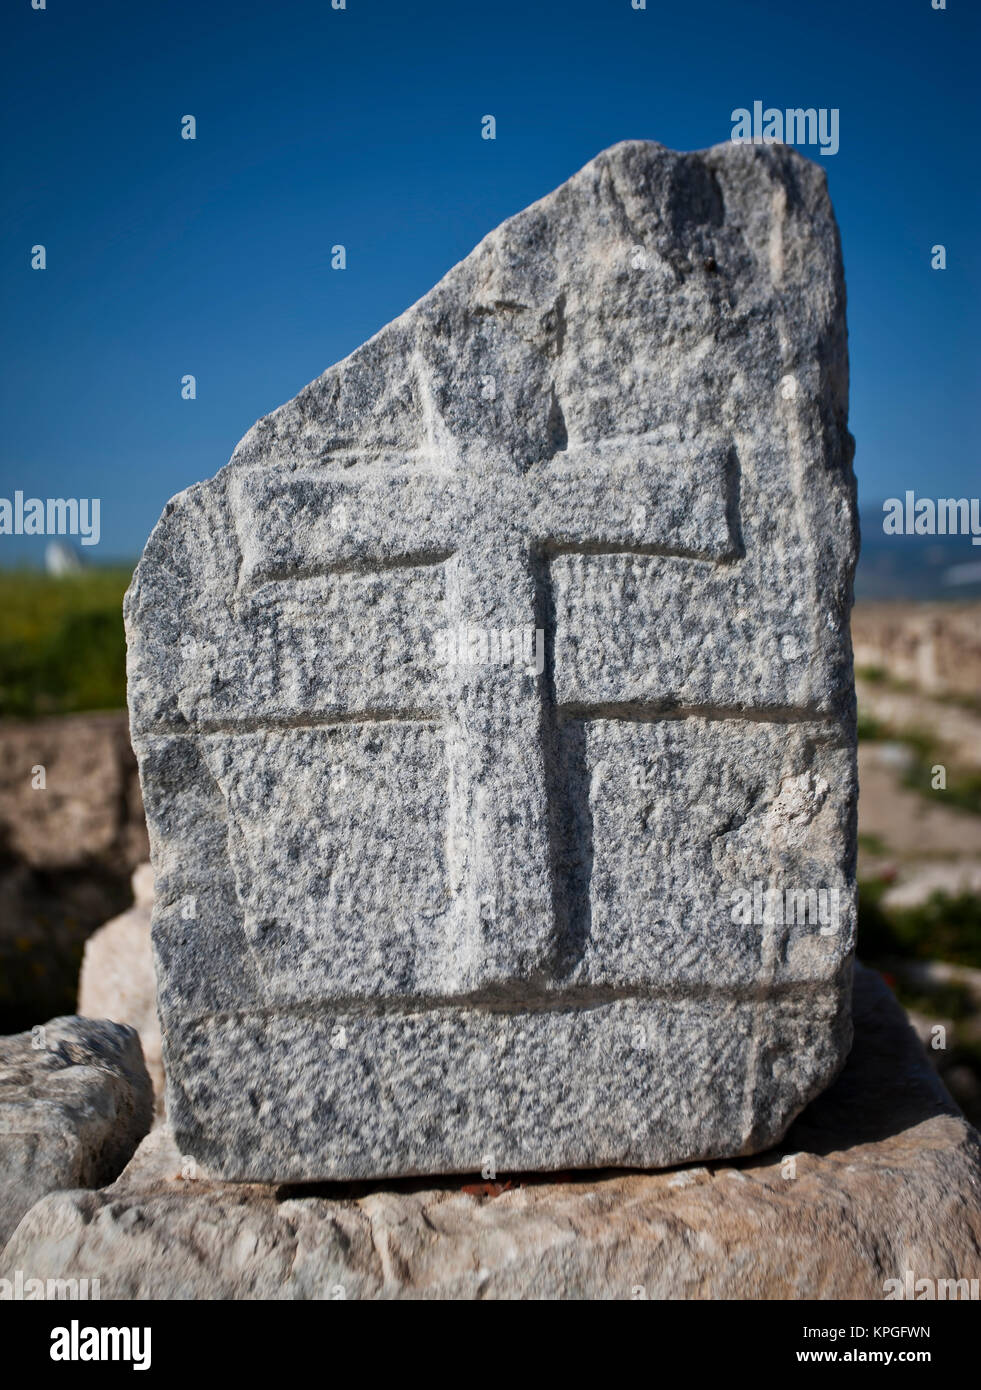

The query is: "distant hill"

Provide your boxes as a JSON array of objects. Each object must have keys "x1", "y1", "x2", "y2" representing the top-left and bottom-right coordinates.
[{"x1": 856, "y1": 509, "x2": 981, "y2": 601}]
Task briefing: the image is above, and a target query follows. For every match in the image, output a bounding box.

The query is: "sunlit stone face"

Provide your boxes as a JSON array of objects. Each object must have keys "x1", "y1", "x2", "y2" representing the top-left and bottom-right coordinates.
[{"x1": 126, "y1": 139, "x2": 858, "y2": 1181}]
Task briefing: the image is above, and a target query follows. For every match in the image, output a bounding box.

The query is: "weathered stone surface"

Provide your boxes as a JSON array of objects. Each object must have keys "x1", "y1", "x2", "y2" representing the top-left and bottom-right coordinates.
[
  {"x1": 0, "y1": 711, "x2": 149, "y2": 1034},
  {"x1": 125, "y1": 139, "x2": 858, "y2": 1181},
  {"x1": 78, "y1": 865, "x2": 164, "y2": 1110},
  {"x1": 4, "y1": 969, "x2": 977, "y2": 1299},
  {"x1": 0, "y1": 1016, "x2": 152, "y2": 1249}
]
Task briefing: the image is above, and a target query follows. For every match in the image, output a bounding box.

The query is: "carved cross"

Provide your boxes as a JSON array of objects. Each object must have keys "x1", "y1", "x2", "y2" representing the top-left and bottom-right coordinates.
[{"x1": 222, "y1": 437, "x2": 740, "y2": 990}]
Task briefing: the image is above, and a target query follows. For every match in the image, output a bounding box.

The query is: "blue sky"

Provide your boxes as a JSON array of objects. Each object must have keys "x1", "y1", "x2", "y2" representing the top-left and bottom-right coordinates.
[{"x1": 1, "y1": 0, "x2": 977, "y2": 561}]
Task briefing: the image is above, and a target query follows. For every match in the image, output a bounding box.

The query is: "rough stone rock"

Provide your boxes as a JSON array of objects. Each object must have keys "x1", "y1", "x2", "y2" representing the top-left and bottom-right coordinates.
[
  {"x1": 4, "y1": 968, "x2": 978, "y2": 1299},
  {"x1": 125, "y1": 139, "x2": 858, "y2": 1181},
  {"x1": 0, "y1": 712, "x2": 149, "y2": 1033},
  {"x1": 0, "y1": 1016, "x2": 153, "y2": 1249},
  {"x1": 78, "y1": 865, "x2": 163, "y2": 1109}
]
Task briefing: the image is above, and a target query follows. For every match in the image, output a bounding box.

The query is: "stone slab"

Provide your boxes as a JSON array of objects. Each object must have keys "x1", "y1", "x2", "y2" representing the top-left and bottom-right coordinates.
[
  {"x1": 3, "y1": 969, "x2": 976, "y2": 1299},
  {"x1": 125, "y1": 139, "x2": 858, "y2": 1180}
]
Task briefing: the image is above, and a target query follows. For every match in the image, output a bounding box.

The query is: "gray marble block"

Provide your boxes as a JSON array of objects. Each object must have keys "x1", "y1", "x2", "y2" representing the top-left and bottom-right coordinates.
[{"x1": 125, "y1": 139, "x2": 858, "y2": 1181}]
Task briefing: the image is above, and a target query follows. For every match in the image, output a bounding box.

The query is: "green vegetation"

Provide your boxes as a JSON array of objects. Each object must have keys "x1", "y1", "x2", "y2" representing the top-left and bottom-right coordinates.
[
  {"x1": 856, "y1": 708, "x2": 888, "y2": 742},
  {"x1": 897, "y1": 729, "x2": 981, "y2": 817},
  {"x1": 859, "y1": 881, "x2": 981, "y2": 1123},
  {"x1": 858, "y1": 879, "x2": 981, "y2": 971},
  {"x1": 855, "y1": 664, "x2": 887, "y2": 684},
  {"x1": 857, "y1": 663, "x2": 981, "y2": 716},
  {"x1": 855, "y1": 664, "x2": 913, "y2": 693},
  {"x1": 857, "y1": 708, "x2": 981, "y2": 816},
  {"x1": 935, "y1": 689, "x2": 981, "y2": 717},
  {"x1": 894, "y1": 977, "x2": 975, "y2": 1025},
  {"x1": 857, "y1": 831, "x2": 888, "y2": 856},
  {"x1": 0, "y1": 567, "x2": 133, "y2": 718}
]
